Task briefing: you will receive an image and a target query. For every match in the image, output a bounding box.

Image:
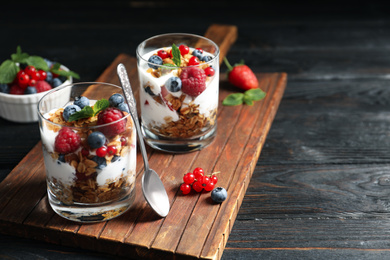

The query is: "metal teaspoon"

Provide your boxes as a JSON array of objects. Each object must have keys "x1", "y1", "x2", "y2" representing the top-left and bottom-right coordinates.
[{"x1": 117, "y1": 63, "x2": 170, "y2": 217}]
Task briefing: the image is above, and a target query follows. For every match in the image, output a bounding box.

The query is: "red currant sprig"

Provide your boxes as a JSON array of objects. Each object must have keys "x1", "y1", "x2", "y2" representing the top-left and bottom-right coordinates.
[{"x1": 180, "y1": 167, "x2": 220, "y2": 195}]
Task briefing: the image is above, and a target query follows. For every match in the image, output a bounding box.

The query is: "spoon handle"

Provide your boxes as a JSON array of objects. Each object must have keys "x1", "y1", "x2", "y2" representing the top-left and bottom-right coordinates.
[{"x1": 117, "y1": 63, "x2": 150, "y2": 170}]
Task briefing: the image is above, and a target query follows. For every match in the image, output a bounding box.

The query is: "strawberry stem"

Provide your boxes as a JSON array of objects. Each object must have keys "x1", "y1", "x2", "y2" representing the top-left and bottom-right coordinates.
[{"x1": 223, "y1": 57, "x2": 233, "y2": 72}]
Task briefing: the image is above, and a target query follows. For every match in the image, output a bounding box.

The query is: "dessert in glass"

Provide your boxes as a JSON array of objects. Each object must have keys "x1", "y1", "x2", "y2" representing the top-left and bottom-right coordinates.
[
  {"x1": 136, "y1": 33, "x2": 220, "y2": 153},
  {"x1": 37, "y1": 82, "x2": 136, "y2": 222}
]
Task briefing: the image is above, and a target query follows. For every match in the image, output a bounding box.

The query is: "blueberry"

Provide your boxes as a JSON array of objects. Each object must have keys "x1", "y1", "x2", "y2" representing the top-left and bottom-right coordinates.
[
  {"x1": 147, "y1": 55, "x2": 163, "y2": 69},
  {"x1": 109, "y1": 93, "x2": 124, "y2": 107},
  {"x1": 117, "y1": 102, "x2": 129, "y2": 113},
  {"x1": 111, "y1": 155, "x2": 121, "y2": 163},
  {"x1": 165, "y1": 76, "x2": 182, "y2": 92},
  {"x1": 87, "y1": 131, "x2": 106, "y2": 149},
  {"x1": 201, "y1": 55, "x2": 212, "y2": 62},
  {"x1": 63, "y1": 104, "x2": 81, "y2": 121},
  {"x1": 74, "y1": 96, "x2": 90, "y2": 108},
  {"x1": 24, "y1": 86, "x2": 37, "y2": 94},
  {"x1": 144, "y1": 86, "x2": 156, "y2": 96},
  {"x1": 45, "y1": 71, "x2": 53, "y2": 83},
  {"x1": 0, "y1": 83, "x2": 9, "y2": 93},
  {"x1": 92, "y1": 156, "x2": 107, "y2": 169},
  {"x1": 211, "y1": 187, "x2": 227, "y2": 203},
  {"x1": 57, "y1": 154, "x2": 66, "y2": 164},
  {"x1": 52, "y1": 78, "x2": 63, "y2": 88},
  {"x1": 192, "y1": 49, "x2": 203, "y2": 59}
]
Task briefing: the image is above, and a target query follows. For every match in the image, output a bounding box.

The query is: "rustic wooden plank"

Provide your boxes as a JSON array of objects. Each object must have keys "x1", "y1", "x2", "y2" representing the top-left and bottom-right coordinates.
[
  {"x1": 200, "y1": 73, "x2": 286, "y2": 259},
  {"x1": 203, "y1": 24, "x2": 238, "y2": 65}
]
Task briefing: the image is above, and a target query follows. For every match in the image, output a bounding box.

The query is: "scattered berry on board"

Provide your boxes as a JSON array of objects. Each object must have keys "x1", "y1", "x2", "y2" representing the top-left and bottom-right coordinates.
[
  {"x1": 179, "y1": 167, "x2": 221, "y2": 196},
  {"x1": 211, "y1": 187, "x2": 228, "y2": 203}
]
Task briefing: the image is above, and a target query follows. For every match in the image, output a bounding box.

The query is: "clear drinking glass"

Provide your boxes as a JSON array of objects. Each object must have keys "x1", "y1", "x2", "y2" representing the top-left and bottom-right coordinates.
[
  {"x1": 136, "y1": 33, "x2": 220, "y2": 153},
  {"x1": 37, "y1": 82, "x2": 136, "y2": 222}
]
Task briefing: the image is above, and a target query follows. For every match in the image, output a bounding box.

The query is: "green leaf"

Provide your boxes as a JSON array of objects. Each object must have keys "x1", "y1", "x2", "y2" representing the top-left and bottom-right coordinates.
[
  {"x1": 0, "y1": 59, "x2": 19, "y2": 84},
  {"x1": 171, "y1": 44, "x2": 181, "y2": 67},
  {"x1": 243, "y1": 95, "x2": 254, "y2": 106},
  {"x1": 50, "y1": 62, "x2": 80, "y2": 79},
  {"x1": 222, "y1": 93, "x2": 244, "y2": 106},
  {"x1": 161, "y1": 63, "x2": 179, "y2": 70},
  {"x1": 68, "y1": 106, "x2": 94, "y2": 122},
  {"x1": 93, "y1": 99, "x2": 109, "y2": 116},
  {"x1": 11, "y1": 46, "x2": 29, "y2": 63},
  {"x1": 244, "y1": 88, "x2": 266, "y2": 101},
  {"x1": 26, "y1": 56, "x2": 49, "y2": 71}
]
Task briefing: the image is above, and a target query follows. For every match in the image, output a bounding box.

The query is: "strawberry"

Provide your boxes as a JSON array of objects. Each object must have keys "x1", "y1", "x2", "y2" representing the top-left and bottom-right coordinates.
[{"x1": 224, "y1": 57, "x2": 258, "y2": 90}]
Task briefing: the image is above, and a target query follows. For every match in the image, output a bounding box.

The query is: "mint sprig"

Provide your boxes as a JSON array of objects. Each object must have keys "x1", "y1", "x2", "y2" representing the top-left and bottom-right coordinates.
[
  {"x1": 171, "y1": 43, "x2": 181, "y2": 67},
  {"x1": 0, "y1": 46, "x2": 80, "y2": 84},
  {"x1": 68, "y1": 99, "x2": 109, "y2": 122},
  {"x1": 223, "y1": 88, "x2": 266, "y2": 106}
]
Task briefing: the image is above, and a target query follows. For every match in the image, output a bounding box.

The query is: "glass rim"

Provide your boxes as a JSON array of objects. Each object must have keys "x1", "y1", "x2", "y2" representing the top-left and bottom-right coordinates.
[
  {"x1": 136, "y1": 33, "x2": 220, "y2": 68},
  {"x1": 37, "y1": 81, "x2": 132, "y2": 130}
]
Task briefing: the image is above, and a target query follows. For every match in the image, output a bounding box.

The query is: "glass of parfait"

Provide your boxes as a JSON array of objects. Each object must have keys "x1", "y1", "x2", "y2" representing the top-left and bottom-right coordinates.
[
  {"x1": 37, "y1": 82, "x2": 137, "y2": 222},
  {"x1": 136, "y1": 33, "x2": 220, "y2": 153}
]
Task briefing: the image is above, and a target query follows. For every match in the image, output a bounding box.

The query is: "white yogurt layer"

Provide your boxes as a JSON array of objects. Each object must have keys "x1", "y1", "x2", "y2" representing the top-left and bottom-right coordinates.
[{"x1": 138, "y1": 48, "x2": 219, "y2": 127}]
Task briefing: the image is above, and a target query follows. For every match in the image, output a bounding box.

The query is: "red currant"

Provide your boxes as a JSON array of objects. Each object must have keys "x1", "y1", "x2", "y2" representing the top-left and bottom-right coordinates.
[
  {"x1": 17, "y1": 74, "x2": 30, "y2": 88},
  {"x1": 200, "y1": 175, "x2": 210, "y2": 186},
  {"x1": 193, "y1": 167, "x2": 204, "y2": 180},
  {"x1": 96, "y1": 146, "x2": 107, "y2": 157},
  {"x1": 180, "y1": 183, "x2": 191, "y2": 195},
  {"x1": 204, "y1": 67, "x2": 215, "y2": 77},
  {"x1": 120, "y1": 137, "x2": 127, "y2": 146},
  {"x1": 204, "y1": 180, "x2": 215, "y2": 192},
  {"x1": 183, "y1": 172, "x2": 195, "y2": 185},
  {"x1": 30, "y1": 71, "x2": 41, "y2": 81},
  {"x1": 28, "y1": 78, "x2": 37, "y2": 86},
  {"x1": 188, "y1": 56, "x2": 200, "y2": 66},
  {"x1": 24, "y1": 65, "x2": 36, "y2": 76},
  {"x1": 38, "y1": 70, "x2": 47, "y2": 80},
  {"x1": 81, "y1": 147, "x2": 90, "y2": 157},
  {"x1": 179, "y1": 45, "x2": 190, "y2": 55},
  {"x1": 107, "y1": 145, "x2": 117, "y2": 155},
  {"x1": 157, "y1": 49, "x2": 169, "y2": 59},
  {"x1": 210, "y1": 174, "x2": 218, "y2": 184},
  {"x1": 192, "y1": 181, "x2": 203, "y2": 192}
]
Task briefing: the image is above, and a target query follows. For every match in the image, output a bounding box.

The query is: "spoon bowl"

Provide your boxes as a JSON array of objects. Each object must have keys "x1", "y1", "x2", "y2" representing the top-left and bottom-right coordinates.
[{"x1": 117, "y1": 63, "x2": 170, "y2": 217}]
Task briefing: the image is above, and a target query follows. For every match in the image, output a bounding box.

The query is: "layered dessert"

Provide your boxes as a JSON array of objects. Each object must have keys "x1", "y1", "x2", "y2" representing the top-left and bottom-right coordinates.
[
  {"x1": 40, "y1": 93, "x2": 136, "y2": 208},
  {"x1": 138, "y1": 44, "x2": 219, "y2": 139}
]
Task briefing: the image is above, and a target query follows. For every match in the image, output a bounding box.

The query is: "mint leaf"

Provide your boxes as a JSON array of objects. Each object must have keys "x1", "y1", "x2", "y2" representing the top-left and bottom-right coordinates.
[
  {"x1": 11, "y1": 46, "x2": 29, "y2": 63},
  {"x1": 244, "y1": 88, "x2": 266, "y2": 101},
  {"x1": 243, "y1": 95, "x2": 254, "y2": 106},
  {"x1": 0, "y1": 59, "x2": 19, "y2": 84},
  {"x1": 26, "y1": 56, "x2": 49, "y2": 71},
  {"x1": 93, "y1": 99, "x2": 109, "y2": 116},
  {"x1": 161, "y1": 63, "x2": 179, "y2": 70},
  {"x1": 171, "y1": 44, "x2": 181, "y2": 67},
  {"x1": 50, "y1": 62, "x2": 80, "y2": 79},
  {"x1": 68, "y1": 106, "x2": 94, "y2": 122},
  {"x1": 222, "y1": 93, "x2": 244, "y2": 106}
]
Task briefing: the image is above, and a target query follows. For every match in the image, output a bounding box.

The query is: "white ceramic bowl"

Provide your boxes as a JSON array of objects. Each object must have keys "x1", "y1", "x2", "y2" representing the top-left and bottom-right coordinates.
[{"x1": 0, "y1": 65, "x2": 72, "y2": 123}]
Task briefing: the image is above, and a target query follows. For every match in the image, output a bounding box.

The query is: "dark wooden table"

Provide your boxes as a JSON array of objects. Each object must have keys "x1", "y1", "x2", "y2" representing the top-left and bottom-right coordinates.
[{"x1": 2, "y1": 1, "x2": 390, "y2": 259}]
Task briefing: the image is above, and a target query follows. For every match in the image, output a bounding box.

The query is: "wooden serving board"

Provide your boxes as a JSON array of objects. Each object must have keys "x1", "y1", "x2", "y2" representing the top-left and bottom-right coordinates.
[{"x1": 0, "y1": 25, "x2": 287, "y2": 260}]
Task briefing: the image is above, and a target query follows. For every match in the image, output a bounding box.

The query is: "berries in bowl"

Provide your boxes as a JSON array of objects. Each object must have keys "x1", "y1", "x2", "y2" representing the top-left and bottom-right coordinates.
[{"x1": 0, "y1": 46, "x2": 79, "y2": 123}]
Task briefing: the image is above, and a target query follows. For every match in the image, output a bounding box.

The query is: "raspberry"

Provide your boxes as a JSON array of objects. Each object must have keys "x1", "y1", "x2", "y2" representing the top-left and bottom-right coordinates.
[
  {"x1": 180, "y1": 67, "x2": 206, "y2": 97},
  {"x1": 54, "y1": 127, "x2": 81, "y2": 154},
  {"x1": 35, "y1": 80, "x2": 52, "y2": 93},
  {"x1": 9, "y1": 84, "x2": 24, "y2": 95},
  {"x1": 97, "y1": 107, "x2": 127, "y2": 136}
]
